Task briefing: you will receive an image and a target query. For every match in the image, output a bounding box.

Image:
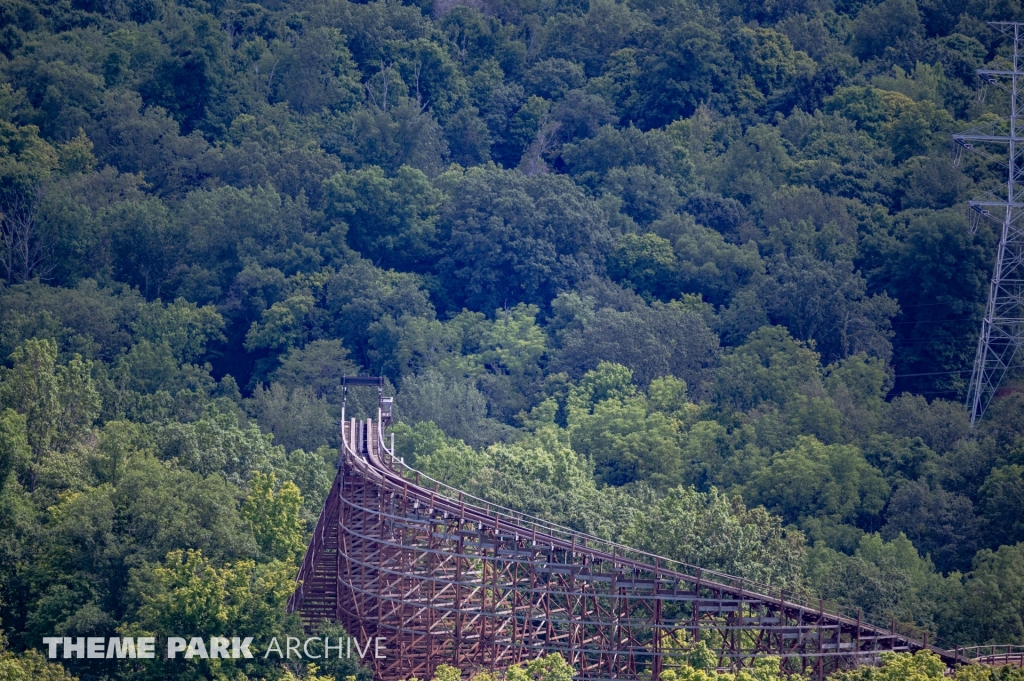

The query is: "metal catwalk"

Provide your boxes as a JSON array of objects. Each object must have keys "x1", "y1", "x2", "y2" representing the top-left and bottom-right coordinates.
[{"x1": 288, "y1": 402, "x2": 965, "y2": 680}]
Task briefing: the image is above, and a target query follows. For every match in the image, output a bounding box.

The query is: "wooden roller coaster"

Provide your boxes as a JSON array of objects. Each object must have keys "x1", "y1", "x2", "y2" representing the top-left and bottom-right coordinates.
[{"x1": 287, "y1": 383, "x2": 979, "y2": 681}]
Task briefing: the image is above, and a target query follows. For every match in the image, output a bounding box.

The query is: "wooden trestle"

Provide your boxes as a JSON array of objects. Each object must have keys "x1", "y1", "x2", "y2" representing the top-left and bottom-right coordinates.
[{"x1": 287, "y1": 407, "x2": 964, "y2": 680}]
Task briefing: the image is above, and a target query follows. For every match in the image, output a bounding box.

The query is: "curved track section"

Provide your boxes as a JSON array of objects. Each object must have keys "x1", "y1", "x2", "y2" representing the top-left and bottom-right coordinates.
[{"x1": 288, "y1": 409, "x2": 961, "y2": 681}]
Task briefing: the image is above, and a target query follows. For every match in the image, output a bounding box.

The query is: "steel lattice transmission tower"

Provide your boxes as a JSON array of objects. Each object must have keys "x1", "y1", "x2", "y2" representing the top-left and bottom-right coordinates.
[{"x1": 953, "y1": 22, "x2": 1024, "y2": 425}]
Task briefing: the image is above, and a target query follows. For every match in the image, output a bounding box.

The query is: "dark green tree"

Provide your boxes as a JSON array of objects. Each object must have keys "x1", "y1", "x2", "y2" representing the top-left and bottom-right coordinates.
[{"x1": 432, "y1": 165, "x2": 612, "y2": 312}]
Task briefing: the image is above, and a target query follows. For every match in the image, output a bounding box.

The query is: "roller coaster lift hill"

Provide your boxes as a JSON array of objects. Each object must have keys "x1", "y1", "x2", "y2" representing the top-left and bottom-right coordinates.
[{"x1": 287, "y1": 378, "x2": 1019, "y2": 681}]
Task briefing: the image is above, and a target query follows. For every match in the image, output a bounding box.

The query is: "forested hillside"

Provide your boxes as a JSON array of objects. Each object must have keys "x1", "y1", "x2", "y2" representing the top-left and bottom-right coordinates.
[{"x1": 2, "y1": 0, "x2": 1024, "y2": 676}]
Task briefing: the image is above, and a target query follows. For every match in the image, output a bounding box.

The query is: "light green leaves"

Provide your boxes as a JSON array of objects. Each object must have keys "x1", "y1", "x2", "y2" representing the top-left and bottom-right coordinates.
[
  {"x1": 241, "y1": 472, "x2": 305, "y2": 563},
  {"x1": 0, "y1": 339, "x2": 100, "y2": 487},
  {"x1": 623, "y1": 485, "x2": 806, "y2": 588}
]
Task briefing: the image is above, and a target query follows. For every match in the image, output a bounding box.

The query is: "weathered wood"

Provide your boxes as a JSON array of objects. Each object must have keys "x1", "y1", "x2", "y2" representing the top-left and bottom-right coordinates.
[{"x1": 287, "y1": 403, "x2": 962, "y2": 680}]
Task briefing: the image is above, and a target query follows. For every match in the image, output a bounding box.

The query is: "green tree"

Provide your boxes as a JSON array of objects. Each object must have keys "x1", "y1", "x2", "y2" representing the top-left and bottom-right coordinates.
[
  {"x1": 714, "y1": 124, "x2": 792, "y2": 205},
  {"x1": 105, "y1": 198, "x2": 181, "y2": 299},
  {"x1": 882, "y1": 479, "x2": 981, "y2": 573},
  {"x1": 602, "y1": 165, "x2": 681, "y2": 226},
  {"x1": 245, "y1": 293, "x2": 316, "y2": 354},
  {"x1": 275, "y1": 28, "x2": 361, "y2": 115},
  {"x1": 851, "y1": 0, "x2": 924, "y2": 62},
  {"x1": 133, "y1": 297, "x2": 225, "y2": 364},
  {"x1": 760, "y1": 254, "x2": 898, "y2": 364},
  {"x1": 322, "y1": 165, "x2": 442, "y2": 270},
  {"x1": 553, "y1": 299, "x2": 720, "y2": 389},
  {"x1": 432, "y1": 663, "x2": 462, "y2": 681},
  {"x1": 623, "y1": 485, "x2": 806, "y2": 587},
  {"x1": 831, "y1": 651, "x2": 945, "y2": 681},
  {"x1": 272, "y1": 339, "x2": 360, "y2": 400},
  {"x1": 410, "y1": 427, "x2": 489, "y2": 491},
  {"x1": 880, "y1": 209, "x2": 994, "y2": 397},
  {"x1": 0, "y1": 120, "x2": 59, "y2": 284},
  {"x1": 806, "y1": 533, "x2": 953, "y2": 628},
  {"x1": 397, "y1": 370, "x2": 511, "y2": 448},
  {"x1": 0, "y1": 409, "x2": 29, "y2": 487},
  {"x1": 878, "y1": 394, "x2": 970, "y2": 456},
  {"x1": 156, "y1": 409, "x2": 281, "y2": 482},
  {"x1": 0, "y1": 339, "x2": 100, "y2": 489},
  {"x1": 473, "y1": 303, "x2": 549, "y2": 421},
  {"x1": 324, "y1": 259, "x2": 435, "y2": 372},
  {"x1": 0, "y1": 633, "x2": 76, "y2": 681},
  {"x1": 726, "y1": 25, "x2": 803, "y2": 95},
  {"x1": 608, "y1": 232, "x2": 678, "y2": 301},
  {"x1": 562, "y1": 124, "x2": 691, "y2": 188},
  {"x1": 433, "y1": 165, "x2": 612, "y2": 312},
  {"x1": 567, "y1": 364, "x2": 693, "y2": 488},
  {"x1": 19, "y1": 450, "x2": 258, "y2": 650},
  {"x1": 713, "y1": 326, "x2": 822, "y2": 413},
  {"x1": 509, "y1": 653, "x2": 575, "y2": 681},
  {"x1": 0, "y1": 279, "x2": 142, "y2": 362},
  {"x1": 345, "y1": 104, "x2": 451, "y2": 177},
  {"x1": 126, "y1": 548, "x2": 298, "y2": 679},
  {"x1": 661, "y1": 214, "x2": 764, "y2": 306},
  {"x1": 743, "y1": 436, "x2": 890, "y2": 550},
  {"x1": 978, "y1": 465, "x2": 1024, "y2": 549},
  {"x1": 388, "y1": 38, "x2": 469, "y2": 121},
  {"x1": 137, "y1": 13, "x2": 230, "y2": 134},
  {"x1": 629, "y1": 24, "x2": 750, "y2": 128},
  {"x1": 950, "y1": 542, "x2": 1024, "y2": 644},
  {"x1": 241, "y1": 472, "x2": 305, "y2": 563}
]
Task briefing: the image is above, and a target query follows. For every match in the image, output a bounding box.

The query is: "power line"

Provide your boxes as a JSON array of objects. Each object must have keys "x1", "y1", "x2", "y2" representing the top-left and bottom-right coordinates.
[
  {"x1": 892, "y1": 335, "x2": 978, "y2": 342},
  {"x1": 892, "y1": 301, "x2": 984, "y2": 309},
  {"x1": 889, "y1": 317, "x2": 983, "y2": 326},
  {"x1": 894, "y1": 369, "x2": 973, "y2": 378}
]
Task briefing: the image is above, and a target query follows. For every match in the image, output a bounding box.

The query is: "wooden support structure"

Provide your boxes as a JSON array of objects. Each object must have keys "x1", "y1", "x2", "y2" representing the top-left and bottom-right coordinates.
[{"x1": 288, "y1": 391, "x2": 966, "y2": 680}]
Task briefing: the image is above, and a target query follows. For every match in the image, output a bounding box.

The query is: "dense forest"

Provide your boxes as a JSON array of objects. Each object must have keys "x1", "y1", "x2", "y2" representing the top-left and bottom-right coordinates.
[{"x1": 2, "y1": 0, "x2": 1024, "y2": 676}]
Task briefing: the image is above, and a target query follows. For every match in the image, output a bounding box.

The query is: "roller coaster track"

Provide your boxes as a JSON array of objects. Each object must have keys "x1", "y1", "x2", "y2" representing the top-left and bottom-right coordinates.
[{"x1": 287, "y1": 403, "x2": 974, "y2": 681}]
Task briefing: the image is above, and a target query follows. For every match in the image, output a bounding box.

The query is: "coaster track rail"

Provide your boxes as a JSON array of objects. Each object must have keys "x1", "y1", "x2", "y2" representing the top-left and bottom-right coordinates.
[{"x1": 288, "y1": 401, "x2": 971, "y2": 681}]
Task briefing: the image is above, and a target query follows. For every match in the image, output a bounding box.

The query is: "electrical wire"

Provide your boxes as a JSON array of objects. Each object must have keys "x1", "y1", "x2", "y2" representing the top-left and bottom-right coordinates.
[
  {"x1": 894, "y1": 369, "x2": 973, "y2": 377},
  {"x1": 889, "y1": 301, "x2": 985, "y2": 309},
  {"x1": 889, "y1": 318, "x2": 983, "y2": 325}
]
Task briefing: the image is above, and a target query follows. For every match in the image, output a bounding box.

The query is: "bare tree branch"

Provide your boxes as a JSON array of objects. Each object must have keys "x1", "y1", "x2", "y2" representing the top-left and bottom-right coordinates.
[
  {"x1": 519, "y1": 119, "x2": 561, "y2": 177},
  {"x1": 366, "y1": 60, "x2": 393, "y2": 113},
  {"x1": 0, "y1": 184, "x2": 54, "y2": 284}
]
